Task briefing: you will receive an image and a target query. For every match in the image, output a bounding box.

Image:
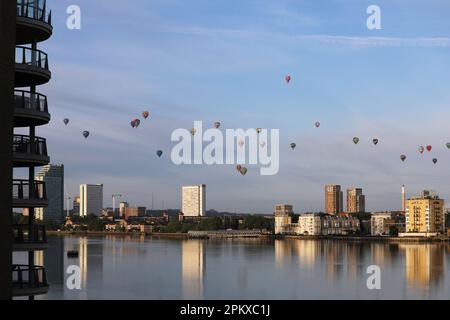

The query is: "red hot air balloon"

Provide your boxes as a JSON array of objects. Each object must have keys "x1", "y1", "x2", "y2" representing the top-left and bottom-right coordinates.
[
  {"x1": 426, "y1": 145, "x2": 432, "y2": 152},
  {"x1": 285, "y1": 75, "x2": 291, "y2": 84}
]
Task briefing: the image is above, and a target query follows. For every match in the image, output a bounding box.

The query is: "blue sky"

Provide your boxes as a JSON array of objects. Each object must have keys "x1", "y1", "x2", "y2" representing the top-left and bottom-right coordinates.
[{"x1": 22, "y1": 0, "x2": 450, "y2": 213}]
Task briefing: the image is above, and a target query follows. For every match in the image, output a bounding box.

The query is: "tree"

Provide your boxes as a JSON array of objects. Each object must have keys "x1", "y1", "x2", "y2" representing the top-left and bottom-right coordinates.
[
  {"x1": 389, "y1": 226, "x2": 399, "y2": 237},
  {"x1": 197, "y1": 217, "x2": 223, "y2": 231},
  {"x1": 240, "y1": 215, "x2": 273, "y2": 231}
]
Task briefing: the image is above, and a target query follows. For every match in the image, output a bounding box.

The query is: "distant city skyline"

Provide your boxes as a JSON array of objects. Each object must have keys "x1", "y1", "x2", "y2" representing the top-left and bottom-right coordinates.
[
  {"x1": 64, "y1": 180, "x2": 447, "y2": 215},
  {"x1": 35, "y1": 0, "x2": 450, "y2": 212}
]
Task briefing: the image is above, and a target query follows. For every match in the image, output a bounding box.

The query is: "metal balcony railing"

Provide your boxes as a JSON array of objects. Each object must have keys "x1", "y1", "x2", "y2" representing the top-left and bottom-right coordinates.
[
  {"x1": 14, "y1": 90, "x2": 48, "y2": 113},
  {"x1": 12, "y1": 264, "x2": 48, "y2": 289},
  {"x1": 13, "y1": 224, "x2": 47, "y2": 244},
  {"x1": 12, "y1": 179, "x2": 47, "y2": 201},
  {"x1": 13, "y1": 135, "x2": 48, "y2": 157},
  {"x1": 15, "y1": 46, "x2": 49, "y2": 70},
  {"x1": 16, "y1": 0, "x2": 52, "y2": 25}
]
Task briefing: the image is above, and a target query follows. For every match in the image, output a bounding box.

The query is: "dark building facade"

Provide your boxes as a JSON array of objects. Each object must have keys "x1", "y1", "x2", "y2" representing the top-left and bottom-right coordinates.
[
  {"x1": 2, "y1": 0, "x2": 53, "y2": 300},
  {"x1": 0, "y1": 0, "x2": 16, "y2": 301}
]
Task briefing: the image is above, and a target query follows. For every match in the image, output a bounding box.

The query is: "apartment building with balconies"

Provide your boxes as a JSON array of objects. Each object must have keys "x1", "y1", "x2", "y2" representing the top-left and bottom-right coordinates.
[{"x1": 1, "y1": 0, "x2": 53, "y2": 300}]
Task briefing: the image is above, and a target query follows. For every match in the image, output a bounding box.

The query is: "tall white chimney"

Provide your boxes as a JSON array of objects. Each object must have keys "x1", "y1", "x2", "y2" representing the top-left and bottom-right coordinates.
[{"x1": 401, "y1": 185, "x2": 406, "y2": 212}]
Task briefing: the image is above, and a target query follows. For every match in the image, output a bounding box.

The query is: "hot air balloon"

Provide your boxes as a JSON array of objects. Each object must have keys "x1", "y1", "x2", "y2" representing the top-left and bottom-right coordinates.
[
  {"x1": 131, "y1": 119, "x2": 141, "y2": 128},
  {"x1": 426, "y1": 145, "x2": 432, "y2": 152},
  {"x1": 400, "y1": 155, "x2": 406, "y2": 162},
  {"x1": 236, "y1": 165, "x2": 242, "y2": 172},
  {"x1": 260, "y1": 141, "x2": 266, "y2": 148},
  {"x1": 190, "y1": 128, "x2": 197, "y2": 136},
  {"x1": 419, "y1": 146, "x2": 425, "y2": 154},
  {"x1": 290, "y1": 143, "x2": 296, "y2": 150},
  {"x1": 315, "y1": 121, "x2": 321, "y2": 128},
  {"x1": 82, "y1": 131, "x2": 90, "y2": 139},
  {"x1": 63, "y1": 118, "x2": 69, "y2": 125},
  {"x1": 285, "y1": 75, "x2": 291, "y2": 84},
  {"x1": 239, "y1": 167, "x2": 248, "y2": 176},
  {"x1": 142, "y1": 111, "x2": 150, "y2": 119},
  {"x1": 256, "y1": 128, "x2": 262, "y2": 134},
  {"x1": 238, "y1": 140, "x2": 245, "y2": 148},
  {"x1": 446, "y1": 143, "x2": 450, "y2": 149},
  {"x1": 353, "y1": 137, "x2": 360, "y2": 145},
  {"x1": 156, "y1": 150, "x2": 163, "y2": 158},
  {"x1": 432, "y1": 158, "x2": 438, "y2": 164},
  {"x1": 373, "y1": 139, "x2": 379, "y2": 146},
  {"x1": 214, "y1": 122, "x2": 221, "y2": 129}
]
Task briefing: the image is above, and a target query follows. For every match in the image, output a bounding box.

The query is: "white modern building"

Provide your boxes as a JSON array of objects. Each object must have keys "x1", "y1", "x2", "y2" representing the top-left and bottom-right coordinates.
[
  {"x1": 35, "y1": 164, "x2": 64, "y2": 224},
  {"x1": 371, "y1": 212, "x2": 394, "y2": 236},
  {"x1": 80, "y1": 184, "x2": 103, "y2": 216},
  {"x1": 297, "y1": 213, "x2": 322, "y2": 235},
  {"x1": 182, "y1": 185, "x2": 206, "y2": 217}
]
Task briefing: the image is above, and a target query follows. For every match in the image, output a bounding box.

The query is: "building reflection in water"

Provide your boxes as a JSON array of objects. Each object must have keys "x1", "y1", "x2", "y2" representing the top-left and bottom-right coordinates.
[
  {"x1": 79, "y1": 237, "x2": 88, "y2": 289},
  {"x1": 34, "y1": 237, "x2": 64, "y2": 286},
  {"x1": 181, "y1": 240, "x2": 205, "y2": 299},
  {"x1": 275, "y1": 239, "x2": 318, "y2": 269},
  {"x1": 297, "y1": 240, "x2": 317, "y2": 268},
  {"x1": 275, "y1": 239, "x2": 368, "y2": 283},
  {"x1": 345, "y1": 243, "x2": 362, "y2": 282},
  {"x1": 323, "y1": 241, "x2": 345, "y2": 281},
  {"x1": 399, "y1": 244, "x2": 445, "y2": 290},
  {"x1": 274, "y1": 239, "x2": 289, "y2": 266}
]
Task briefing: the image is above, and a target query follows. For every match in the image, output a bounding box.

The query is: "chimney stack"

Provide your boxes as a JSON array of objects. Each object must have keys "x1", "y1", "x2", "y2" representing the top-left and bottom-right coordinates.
[{"x1": 401, "y1": 185, "x2": 406, "y2": 212}]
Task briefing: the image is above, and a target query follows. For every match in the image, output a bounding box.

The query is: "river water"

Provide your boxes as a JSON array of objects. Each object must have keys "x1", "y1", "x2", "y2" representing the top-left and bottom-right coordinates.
[{"x1": 15, "y1": 235, "x2": 450, "y2": 300}]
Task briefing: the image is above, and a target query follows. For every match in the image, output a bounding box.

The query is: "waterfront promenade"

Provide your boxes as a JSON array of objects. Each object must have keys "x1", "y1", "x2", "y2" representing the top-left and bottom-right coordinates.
[{"x1": 47, "y1": 230, "x2": 449, "y2": 243}]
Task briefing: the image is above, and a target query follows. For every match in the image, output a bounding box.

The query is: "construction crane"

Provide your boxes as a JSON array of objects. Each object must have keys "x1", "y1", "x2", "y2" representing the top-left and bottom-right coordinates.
[{"x1": 112, "y1": 194, "x2": 122, "y2": 216}]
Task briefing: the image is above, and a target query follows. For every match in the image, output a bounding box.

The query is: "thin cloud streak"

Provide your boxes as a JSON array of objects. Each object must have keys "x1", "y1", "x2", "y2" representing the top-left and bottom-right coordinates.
[{"x1": 155, "y1": 25, "x2": 450, "y2": 47}]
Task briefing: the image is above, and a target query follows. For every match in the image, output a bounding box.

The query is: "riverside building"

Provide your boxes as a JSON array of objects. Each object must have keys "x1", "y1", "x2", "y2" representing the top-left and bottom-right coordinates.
[
  {"x1": 403, "y1": 190, "x2": 445, "y2": 237},
  {"x1": 182, "y1": 185, "x2": 206, "y2": 217}
]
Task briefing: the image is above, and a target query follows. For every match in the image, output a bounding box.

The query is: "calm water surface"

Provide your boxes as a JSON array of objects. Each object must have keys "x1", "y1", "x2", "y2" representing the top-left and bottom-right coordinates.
[{"x1": 15, "y1": 235, "x2": 450, "y2": 300}]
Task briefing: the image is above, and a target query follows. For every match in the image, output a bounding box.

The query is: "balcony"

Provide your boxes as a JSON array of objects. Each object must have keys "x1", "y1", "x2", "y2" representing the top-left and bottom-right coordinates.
[
  {"x1": 13, "y1": 224, "x2": 48, "y2": 251},
  {"x1": 13, "y1": 135, "x2": 50, "y2": 167},
  {"x1": 12, "y1": 179, "x2": 48, "y2": 208},
  {"x1": 16, "y1": 0, "x2": 52, "y2": 45},
  {"x1": 14, "y1": 90, "x2": 50, "y2": 127},
  {"x1": 12, "y1": 265, "x2": 49, "y2": 297},
  {"x1": 15, "y1": 46, "x2": 51, "y2": 87}
]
